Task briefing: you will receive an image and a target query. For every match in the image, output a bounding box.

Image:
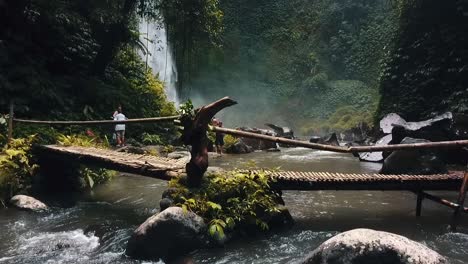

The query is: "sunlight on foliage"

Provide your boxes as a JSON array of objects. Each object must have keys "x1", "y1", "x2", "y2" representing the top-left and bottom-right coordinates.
[
  {"x1": 0, "y1": 136, "x2": 38, "y2": 203},
  {"x1": 57, "y1": 133, "x2": 110, "y2": 149},
  {"x1": 222, "y1": 134, "x2": 238, "y2": 150}
]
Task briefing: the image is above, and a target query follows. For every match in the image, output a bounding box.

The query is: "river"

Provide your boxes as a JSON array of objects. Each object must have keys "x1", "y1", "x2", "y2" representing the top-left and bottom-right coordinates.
[{"x1": 0, "y1": 148, "x2": 467, "y2": 263}]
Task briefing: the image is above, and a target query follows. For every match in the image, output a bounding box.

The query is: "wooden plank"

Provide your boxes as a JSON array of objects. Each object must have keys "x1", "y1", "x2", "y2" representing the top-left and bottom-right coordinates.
[{"x1": 36, "y1": 145, "x2": 185, "y2": 180}]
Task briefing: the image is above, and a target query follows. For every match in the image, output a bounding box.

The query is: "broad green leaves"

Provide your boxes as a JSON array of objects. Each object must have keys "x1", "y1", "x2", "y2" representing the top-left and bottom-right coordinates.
[
  {"x1": 0, "y1": 136, "x2": 38, "y2": 203},
  {"x1": 168, "y1": 168, "x2": 283, "y2": 240}
]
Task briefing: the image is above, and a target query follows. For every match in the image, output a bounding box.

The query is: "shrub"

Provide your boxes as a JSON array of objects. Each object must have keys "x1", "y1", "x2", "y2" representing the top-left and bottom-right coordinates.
[
  {"x1": 0, "y1": 135, "x2": 38, "y2": 204},
  {"x1": 223, "y1": 134, "x2": 238, "y2": 150},
  {"x1": 167, "y1": 169, "x2": 283, "y2": 241},
  {"x1": 56, "y1": 133, "x2": 110, "y2": 148},
  {"x1": 79, "y1": 167, "x2": 116, "y2": 189},
  {"x1": 141, "y1": 132, "x2": 163, "y2": 145}
]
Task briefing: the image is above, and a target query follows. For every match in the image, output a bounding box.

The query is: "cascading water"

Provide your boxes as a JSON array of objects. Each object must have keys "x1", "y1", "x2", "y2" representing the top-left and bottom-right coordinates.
[{"x1": 138, "y1": 18, "x2": 179, "y2": 106}]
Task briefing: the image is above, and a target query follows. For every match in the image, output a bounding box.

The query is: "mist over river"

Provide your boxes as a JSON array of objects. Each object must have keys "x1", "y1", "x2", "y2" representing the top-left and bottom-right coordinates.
[{"x1": 1, "y1": 148, "x2": 467, "y2": 264}]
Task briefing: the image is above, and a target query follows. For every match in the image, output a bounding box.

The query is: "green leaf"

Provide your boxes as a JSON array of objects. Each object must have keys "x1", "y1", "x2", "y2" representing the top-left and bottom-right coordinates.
[
  {"x1": 207, "y1": 201, "x2": 222, "y2": 210},
  {"x1": 87, "y1": 175, "x2": 94, "y2": 188}
]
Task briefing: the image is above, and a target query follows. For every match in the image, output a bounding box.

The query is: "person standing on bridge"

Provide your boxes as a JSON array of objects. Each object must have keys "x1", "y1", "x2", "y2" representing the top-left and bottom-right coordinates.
[
  {"x1": 114, "y1": 107, "x2": 127, "y2": 147},
  {"x1": 111, "y1": 105, "x2": 122, "y2": 144},
  {"x1": 214, "y1": 118, "x2": 225, "y2": 155}
]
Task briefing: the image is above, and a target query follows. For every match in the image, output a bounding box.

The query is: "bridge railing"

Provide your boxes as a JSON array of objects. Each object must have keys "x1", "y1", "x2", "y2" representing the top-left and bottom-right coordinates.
[{"x1": 5, "y1": 98, "x2": 468, "y2": 230}]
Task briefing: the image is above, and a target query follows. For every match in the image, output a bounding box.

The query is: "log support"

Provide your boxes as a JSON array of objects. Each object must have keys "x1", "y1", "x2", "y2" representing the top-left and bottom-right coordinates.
[
  {"x1": 181, "y1": 97, "x2": 237, "y2": 187},
  {"x1": 451, "y1": 167, "x2": 468, "y2": 231},
  {"x1": 416, "y1": 190, "x2": 423, "y2": 217}
]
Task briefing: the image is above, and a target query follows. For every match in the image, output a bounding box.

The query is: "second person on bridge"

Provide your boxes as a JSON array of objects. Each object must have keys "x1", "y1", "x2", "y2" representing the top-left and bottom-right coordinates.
[{"x1": 114, "y1": 107, "x2": 127, "y2": 147}]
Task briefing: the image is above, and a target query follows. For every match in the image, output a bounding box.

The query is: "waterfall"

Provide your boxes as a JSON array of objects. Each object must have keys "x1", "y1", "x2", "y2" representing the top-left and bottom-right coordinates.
[{"x1": 138, "y1": 18, "x2": 179, "y2": 106}]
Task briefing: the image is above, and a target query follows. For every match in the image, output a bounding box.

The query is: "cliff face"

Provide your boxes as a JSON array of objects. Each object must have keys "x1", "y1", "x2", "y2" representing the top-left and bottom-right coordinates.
[{"x1": 377, "y1": 1, "x2": 468, "y2": 121}]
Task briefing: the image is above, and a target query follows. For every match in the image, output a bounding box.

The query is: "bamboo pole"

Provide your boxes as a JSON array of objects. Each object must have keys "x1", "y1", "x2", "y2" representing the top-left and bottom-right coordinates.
[
  {"x1": 416, "y1": 190, "x2": 423, "y2": 217},
  {"x1": 451, "y1": 168, "x2": 468, "y2": 231},
  {"x1": 212, "y1": 127, "x2": 468, "y2": 153},
  {"x1": 413, "y1": 191, "x2": 468, "y2": 212},
  {"x1": 7, "y1": 101, "x2": 13, "y2": 144},
  {"x1": 212, "y1": 126, "x2": 349, "y2": 152},
  {"x1": 13, "y1": 115, "x2": 180, "y2": 125}
]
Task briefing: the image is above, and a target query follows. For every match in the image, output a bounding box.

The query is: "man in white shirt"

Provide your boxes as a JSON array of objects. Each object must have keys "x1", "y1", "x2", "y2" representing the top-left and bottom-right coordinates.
[{"x1": 114, "y1": 109, "x2": 127, "y2": 147}]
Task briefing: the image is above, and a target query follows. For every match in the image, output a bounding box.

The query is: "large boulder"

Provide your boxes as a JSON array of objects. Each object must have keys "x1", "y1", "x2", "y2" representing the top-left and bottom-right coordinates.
[
  {"x1": 380, "y1": 112, "x2": 452, "y2": 139},
  {"x1": 265, "y1": 123, "x2": 295, "y2": 139},
  {"x1": 237, "y1": 127, "x2": 278, "y2": 150},
  {"x1": 265, "y1": 123, "x2": 295, "y2": 148},
  {"x1": 225, "y1": 139, "x2": 254, "y2": 154},
  {"x1": 358, "y1": 134, "x2": 393, "y2": 162},
  {"x1": 380, "y1": 137, "x2": 447, "y2": 175},
  {"x1": 309, "y1": 133, "x2": 340, "y2": 146},
  {"x1": 10, "y1": 195, "x2": 48, "y2": 212},
  {"x1": 126, "y1": 207, "x2": 206, "y2": 261},
  {"x1": 299, "y1": 228, "x2": 447, "y2": 264}
]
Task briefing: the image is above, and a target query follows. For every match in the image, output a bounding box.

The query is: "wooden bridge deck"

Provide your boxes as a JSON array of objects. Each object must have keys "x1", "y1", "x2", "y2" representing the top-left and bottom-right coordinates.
[
  {"x1": 260, "y1": 170, "x2": 464, "y2": 191},
  {"x1": 36, "y1": 145, "x2": 464, "y2": 191},
  {"x1": 37, "y1": 145, "x2": 187, "y2": 180}
]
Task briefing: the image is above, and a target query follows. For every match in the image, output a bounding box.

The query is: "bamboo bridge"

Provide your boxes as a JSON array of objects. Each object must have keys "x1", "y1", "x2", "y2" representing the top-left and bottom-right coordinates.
[
  {"x1": 5, "y1": 97, "x2": 468, "y2": 230},
  {"x1": 36, "y1": 145, "x2": 465, "y2": 192}
]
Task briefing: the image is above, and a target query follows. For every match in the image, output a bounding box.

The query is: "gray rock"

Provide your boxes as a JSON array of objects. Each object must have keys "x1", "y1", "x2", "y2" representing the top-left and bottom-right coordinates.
[
  {"x1": 126, "y1": 207, "x2": 206, "y2": 261},
  {"x1": 380, "y1": 112, "x2": 454, "y2": 143},
  {"x1": 10, "y1": 195, "x2": 48, "y2": 211},
  {"x1": 237, "y1": 127, "x2": 278, "y2": 150},
  {"x1": 226, "y1": 139, "x2": 254, "y2": 154},
  {"x1": 358, "y1": 134, "x2": 393, "y2": 162},
  {"x1": 266, "y1": 148, "x2": 281, "y2": 152},
  {"x1": 299, "y1": 228, "x2": 447, "y2": 264},
  {"x1": 380, "y1": 137, "x2": 447, "y2": 175},
  {"x1": 167, "y1": 151, "x2": 191, "y2": 160},
  {"x1": 309, "y1": 133, "x2": 340, "y2": 146},
  {"x1": 309, "y1": 136, "x2": 321, "y2": 143},
  {"x1": 162, "y1": 188, "x2": 179, "y2": 199},
  {"x1": 265, "y1": 123, "x2": 295, "y2": 139},
  {"x1": 159, "y1": 198, "x2": 174, "y2": 212}
]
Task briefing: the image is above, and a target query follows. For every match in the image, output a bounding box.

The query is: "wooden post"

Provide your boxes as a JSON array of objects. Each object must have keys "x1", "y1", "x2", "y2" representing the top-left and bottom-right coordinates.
[
  {"x1": 7, "y1": 101, "x2": 13, "y2": 144},
  {"x1": 451, "y1": 166, "x2": 468, "y2": 231},
  {"x1": 416, "y1": 190, "x2": 423, "y2": 217}
]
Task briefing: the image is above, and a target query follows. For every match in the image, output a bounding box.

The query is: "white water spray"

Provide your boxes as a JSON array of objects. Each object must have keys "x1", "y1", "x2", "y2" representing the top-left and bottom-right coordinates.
[{"x1": 139, "y1": 18, "x2": 179, "y2": 106}]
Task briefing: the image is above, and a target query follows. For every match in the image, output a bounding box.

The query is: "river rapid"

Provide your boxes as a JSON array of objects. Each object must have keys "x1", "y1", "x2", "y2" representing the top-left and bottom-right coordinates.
[{"x1": 0, "y1": 148, "x2": 467, "y2": 263}]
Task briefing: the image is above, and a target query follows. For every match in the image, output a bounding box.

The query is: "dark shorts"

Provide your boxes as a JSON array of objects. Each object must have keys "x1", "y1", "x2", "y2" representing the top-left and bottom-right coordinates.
[
  {"x1": 115, "y1": 130, "x2": 125, "y2": 137},
  {"x1": 215, "y1": 133, "x2": 224, "y2": 146}
]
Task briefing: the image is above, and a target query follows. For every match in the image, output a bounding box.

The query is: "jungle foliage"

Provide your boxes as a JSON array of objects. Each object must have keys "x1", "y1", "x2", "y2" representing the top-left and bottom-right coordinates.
[
  {"x1": 0, "y1": 133, "x2": 115, "y2": 203},
  {"x1": 377, "y1": 0, "x2": 468, "y2": 121},
  {"x1": 169, "y1": 0, "x2": 398, "y2": 133},
  {"x1": 168, "y1": 169, "x2": 284, "y2": 241},
  {"x1": 0, "y1": 0, "x2": 177, "y2": 142},
  {"x1": 0, "y1": 136, "x2": 38, "y2": 204}
]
